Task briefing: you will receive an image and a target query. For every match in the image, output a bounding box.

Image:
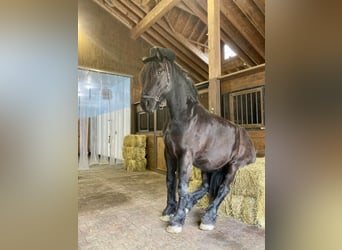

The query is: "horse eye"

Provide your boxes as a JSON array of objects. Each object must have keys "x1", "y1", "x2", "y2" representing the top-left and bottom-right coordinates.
[{"x1": 157, "y1": 70, "x2": 162, "y2": 75}]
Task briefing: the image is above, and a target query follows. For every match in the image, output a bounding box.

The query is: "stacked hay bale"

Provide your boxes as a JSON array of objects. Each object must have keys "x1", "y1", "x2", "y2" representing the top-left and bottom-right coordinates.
[
  {"x1": 189, "y1": 157, "x2": 265, "y2": 228},
  {"x1": 122, "y1": 135, "x2": 147, "y2": 172}
]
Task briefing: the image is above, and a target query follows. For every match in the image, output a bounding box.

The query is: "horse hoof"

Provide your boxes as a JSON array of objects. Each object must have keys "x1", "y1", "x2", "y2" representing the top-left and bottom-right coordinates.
[
  {"x1": 166, "y1": 225, "x2": 183, "y2": 234},
  {"x1": 199, "y1": 223, "x2": 215, "y2": 231},
  {"x1": 160, "y1": 214, "x2": 172, "y2": 222}
]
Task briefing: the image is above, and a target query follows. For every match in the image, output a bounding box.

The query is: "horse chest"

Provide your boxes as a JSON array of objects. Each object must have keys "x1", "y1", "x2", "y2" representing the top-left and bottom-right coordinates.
[{"x1": 164, "y1": 125, "x2": 194, "y2": 156}]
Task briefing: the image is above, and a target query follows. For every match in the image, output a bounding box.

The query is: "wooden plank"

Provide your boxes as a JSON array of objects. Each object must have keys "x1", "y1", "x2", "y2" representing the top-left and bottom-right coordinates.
[
  {"x1": 248, "y1": 129, "x2": 265, "y2": 157},
  {"x1": 233, "y1": 0, "x2": 265, "y2": 38},
  {"x1": 199, "y1": 0, "x2": 264, "y2": 64},
  {"x1": 222, "y1": 0, "x2": 265, "y2": 55},
  {"x1": 208, "y1": 0, "x2": 221, "y2": 78},
  {"x1": 119, "y1": 0, "x2": 208, "y2": 77},
  {"x1": 184, "y1": 0, "x2": 256, "y2": 66},
  {"x1": 252, "y1": 0, "x2": 265, "y2": 15},
  {"x1": 207, "y1": 0, "x2": 221, "y2": 115},
  {"x1": 171, "y1": 30, "x2": 208, "y2": 63},
  {"x1": 131, "y1": 0, "x2": 181, "y2": 39},
  {"x1": 220, "y1": 66, "x2": 265, "y2": 94},
  {"x1": 222, "y1": 56, "x2": 247, "y2": 74}
]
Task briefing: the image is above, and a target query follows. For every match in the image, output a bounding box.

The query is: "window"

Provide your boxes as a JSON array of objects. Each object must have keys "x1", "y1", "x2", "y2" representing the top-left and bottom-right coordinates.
[
  {"x1": 223, "y1": 44, "x2": 237, "y2": 60},
  {"x1": 222, "y1": 86, "x2": 265, "y2": 128}
]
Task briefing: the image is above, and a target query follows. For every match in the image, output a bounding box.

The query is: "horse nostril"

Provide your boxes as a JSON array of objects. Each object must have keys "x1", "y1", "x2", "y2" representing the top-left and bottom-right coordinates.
[{"x1": 145, "y1": 99, "x2": 150, "y2": 107}]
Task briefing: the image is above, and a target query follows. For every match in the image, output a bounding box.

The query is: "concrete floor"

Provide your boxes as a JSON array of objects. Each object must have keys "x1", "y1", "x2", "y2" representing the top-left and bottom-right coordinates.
[{"x1": 78, "y1": 164, "x2": 265, "y2": 250}]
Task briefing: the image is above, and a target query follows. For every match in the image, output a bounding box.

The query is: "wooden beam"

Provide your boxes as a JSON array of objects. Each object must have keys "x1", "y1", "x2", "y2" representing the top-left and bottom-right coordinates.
[
  {"x1": 120, "y1": 0, "x2": 208, "y2": 75},
  {"x1": 94, "y1": 0, "x2": 207, "y2": 81},
  {"x1": 233, "y1": 0, "x2": 265, "y2": 38},
  {"x1": 221, "y1": 57, "x2": 247, "y2": 74},
  {"x1": 130, "y1": 0, "x2": 181, "y2": 39},
  {"x1": 222, "y1": 0, "x2": 265, "y2": 54},
  {"x1": 207, "y1": 0, "x2": 221, "y2": 115},
  {"x1": 170, "y1": 29, "x2": 208, "y2": 64},
  {"x1": 252, "y1": 0, "x2": 265, "y2": 15},
  {"x1": 162, "y1": 16, "x2": 208, "y2": 63},
  {"x1": 183, "y1": 0, "x2": 256, "y2": 66},
  {"x1": 198, "y1": 0, "x2": 264, "y2": 64},
  {"x1": 182, "y1": 0, "x2": 207, "y2": 23}
]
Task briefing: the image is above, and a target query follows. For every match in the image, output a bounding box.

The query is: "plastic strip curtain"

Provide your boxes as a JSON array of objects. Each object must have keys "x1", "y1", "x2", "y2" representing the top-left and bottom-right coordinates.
[{"x1": 78, "y1": 69, "x2": 131, "y2": 169}]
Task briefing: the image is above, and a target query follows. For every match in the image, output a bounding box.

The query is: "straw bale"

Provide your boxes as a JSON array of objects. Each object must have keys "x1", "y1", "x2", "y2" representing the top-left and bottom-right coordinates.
[
  {"x1": 123, "y1": 135, "x2": 146, "y2": 148},
  {"x1": 256, "y1": 188, "x2": 265, "y2": 228},
  {"x1": 230, "y1": 158, "x2": 265, "y2": 197},
  {"x1": 188, "y1": 179, "x2": 202, "y2": 193},
  {"x1": 124, "y1": 159, "x2": 147, "y2": 172},
  {"x1": 190, "y1": 166, "x2": 202, "y2": 181},
  {"x1": 122, "y1": 147, "x2": 146, "y2": 160},
  {"x1": 188, "y1": 157, "x2": 265, "y2": 227}
]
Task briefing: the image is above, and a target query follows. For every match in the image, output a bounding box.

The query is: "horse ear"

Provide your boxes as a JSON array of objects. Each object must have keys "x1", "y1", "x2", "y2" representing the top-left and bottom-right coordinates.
[{"x1": 155, "y1": 48, "x2": 163, "y2": 61}]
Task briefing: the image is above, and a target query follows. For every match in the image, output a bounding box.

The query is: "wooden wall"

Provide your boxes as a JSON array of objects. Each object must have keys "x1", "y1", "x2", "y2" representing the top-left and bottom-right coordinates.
[
  {"x1": 221, "y1": 65, "x2": 265, "y2": 157},
  {"x1": 221, "y1": 65, "x2": 265, "y2": 94},
  {"x1": 78, "y1": 0, "x2": 152, "y2": 134}
]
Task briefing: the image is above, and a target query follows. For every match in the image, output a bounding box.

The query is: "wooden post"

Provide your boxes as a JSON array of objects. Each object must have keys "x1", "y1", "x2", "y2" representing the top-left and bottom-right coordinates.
[{"x1": 208, "y1": 0, "x2": 221, "y2": 115}]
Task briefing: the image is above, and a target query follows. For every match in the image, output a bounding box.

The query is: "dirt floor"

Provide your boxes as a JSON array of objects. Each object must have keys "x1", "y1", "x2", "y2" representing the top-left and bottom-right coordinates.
[{"x1": 78, "y1": 164, "x2": 265, "y2": 249}]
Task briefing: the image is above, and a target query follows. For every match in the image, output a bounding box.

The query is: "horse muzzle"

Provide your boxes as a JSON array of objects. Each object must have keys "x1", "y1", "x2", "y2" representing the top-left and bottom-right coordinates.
[{"x1": 140, "y1": 95, "x2": 160, "y2": 112}]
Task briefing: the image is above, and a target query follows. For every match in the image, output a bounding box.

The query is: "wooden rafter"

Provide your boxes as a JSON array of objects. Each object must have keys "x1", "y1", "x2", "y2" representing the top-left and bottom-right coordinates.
[
  {"x1": 120, "y1": 0, "x2": 208, "y2": 75},
  {"x1": 92, "y1": 0, "x2": 265, "y2": 79},
  {"x1": 233, "y1": 0, "x2": 265, "y2": 38},
  {"x1": 182, "y1": 0, "x2": 255, "y2": 66},
  {"x1": 252, "y1": 0, "x2": 265, "y2": 15},
  {"x1": 130, "y1": 0, "x2": 181, "y2": 39},
  {"x1": 221, "y1": 0, "x2": 265, "y2": 56},
  {"x1": 198, "y1": 0, "x2": 264, "y2": 64},
  {"x1": 162, "y1": 14, "x2": 208, "y2": 63}
]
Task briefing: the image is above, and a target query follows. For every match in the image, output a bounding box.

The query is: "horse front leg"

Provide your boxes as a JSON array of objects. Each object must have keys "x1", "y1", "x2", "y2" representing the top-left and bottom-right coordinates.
[
  {"x1": 200, "y1": 163, "x2": 239, "y2": 231},
  {"x1": 160, "y1": 149, "x2": 177, "y2": 222},
  {"x1": 185, "y1": 171, "x2": 210, "y2": 213},
  {"x1": 166, "y1": 151, "x2": 192, "y2": 233}
]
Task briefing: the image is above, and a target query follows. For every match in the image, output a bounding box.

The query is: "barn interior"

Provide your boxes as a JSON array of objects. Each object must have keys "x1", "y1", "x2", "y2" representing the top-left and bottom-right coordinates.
[{"x1": 78, "y1": 0, "x2": 265, "y2": 248}]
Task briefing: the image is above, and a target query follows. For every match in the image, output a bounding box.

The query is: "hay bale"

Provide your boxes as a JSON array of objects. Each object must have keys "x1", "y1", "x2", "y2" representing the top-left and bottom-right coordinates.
[
  {"x1": 190, "y1": 166, "x2": 202, "y2": 181},
  {"x1": 122, "y1": 147, "x2": 146, "y2": 160},
  {"x1": 256, "y1": 188, "x2": 265, "y2": 228},
  {"x1": 124, "y1": 159, "x2": 147, "y2": 172},
  {"x1": 188, "y1": 179, "x2": 202, "y2": 193},
  {"x1": 123, "y1": 135, "x2": 146, "y2": 148},
  {"x1": 123, "y1": 134, "x2": 147, "y2": 172},
  {"x1": 188, "y1": 157, "x2": 265, "y2": 228},
  {"x1": 230, "y1": 158, "x2": 265, "y2": 197}
]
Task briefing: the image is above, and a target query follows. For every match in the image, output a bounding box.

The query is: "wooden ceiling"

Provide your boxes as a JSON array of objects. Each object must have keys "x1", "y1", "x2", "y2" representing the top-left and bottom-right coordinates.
[{"x1": 93, "y1": 0, "x2": 265, "y2": 83}]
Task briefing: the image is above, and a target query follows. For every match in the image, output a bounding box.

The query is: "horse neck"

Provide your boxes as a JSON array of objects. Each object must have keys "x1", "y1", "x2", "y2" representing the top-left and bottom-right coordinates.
[{"x1": 165, "y1": 75, "x2": 197, "y2": 122}]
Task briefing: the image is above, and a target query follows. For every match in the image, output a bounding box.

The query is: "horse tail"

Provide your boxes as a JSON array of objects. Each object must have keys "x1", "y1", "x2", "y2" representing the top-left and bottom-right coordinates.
[{"x1": 208, "y1": 165, "x2": 229, "y2": 198}]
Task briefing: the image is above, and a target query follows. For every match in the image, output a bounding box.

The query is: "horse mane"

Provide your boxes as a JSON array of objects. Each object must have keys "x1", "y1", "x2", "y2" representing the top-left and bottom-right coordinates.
[{"x1": 171, "y1": 61, "x2": 198, "y2": 102}]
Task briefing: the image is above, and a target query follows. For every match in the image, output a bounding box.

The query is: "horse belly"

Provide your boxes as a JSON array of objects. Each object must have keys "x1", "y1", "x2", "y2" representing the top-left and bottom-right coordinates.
[{"x1": 193, "y1": 153, "x2": 230, "y2": 172}]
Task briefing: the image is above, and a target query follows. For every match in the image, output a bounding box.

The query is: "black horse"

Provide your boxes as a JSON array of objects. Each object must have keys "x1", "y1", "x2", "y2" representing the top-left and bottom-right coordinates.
[{"x1": 140, "y1": 47, "x2": 256, "y2": 233}]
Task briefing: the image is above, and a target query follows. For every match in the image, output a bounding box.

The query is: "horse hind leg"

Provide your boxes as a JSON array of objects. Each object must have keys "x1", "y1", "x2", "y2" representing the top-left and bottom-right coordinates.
[
  {"x1": 185, "y1": 171, "x2": 210, "y2": 214},
  {"x1": 200, "y1": 163, "x2": 239, "y2": 231}
]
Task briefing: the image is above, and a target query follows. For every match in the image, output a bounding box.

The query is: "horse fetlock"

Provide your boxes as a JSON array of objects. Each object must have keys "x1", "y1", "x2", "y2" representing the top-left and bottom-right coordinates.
[
  {"x1": 201, "y1": 212, "x2": 217, "y2": 226},
  {"x1": 170, "y1": 213, "x2": 186, "y2": 226},
  {"x1": 163, "y1": 204, "x2": 177, "y2": 215}
]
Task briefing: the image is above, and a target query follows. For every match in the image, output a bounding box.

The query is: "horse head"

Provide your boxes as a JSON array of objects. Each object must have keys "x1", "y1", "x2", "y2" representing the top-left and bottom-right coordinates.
[{"x1": 139, "y1": 47, "x2": 175, "y2": 112}]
